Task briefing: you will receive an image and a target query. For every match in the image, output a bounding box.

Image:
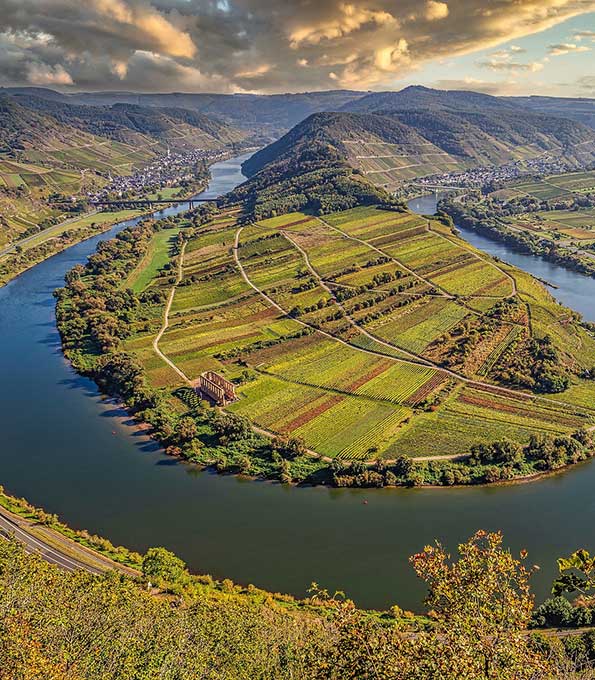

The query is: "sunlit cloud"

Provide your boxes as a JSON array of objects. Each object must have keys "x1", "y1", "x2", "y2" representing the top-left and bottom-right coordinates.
[
  {"x1": 424, "y1": 1, "x2": 449, "y2": 21},
  {"x1": 547, "y1": 42, "x2": 591, "y2": 55},
  {"x1": 27, "y1": 62, "x2": 73, "y2": 85},
  {"x1": 0, "y1": 0, "x2": 593, "y2": 92}
]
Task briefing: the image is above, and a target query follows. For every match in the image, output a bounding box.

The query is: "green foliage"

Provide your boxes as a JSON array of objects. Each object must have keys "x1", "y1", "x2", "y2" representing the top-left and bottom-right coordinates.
[
  {"x1": 3, "y1": 531, "x2": 591, "y2": 678},
  {"x1": 0, "y1": 539, "x2": 329, "y2": 679},
  {"x1": 553, "y1": 549, "x2": 595, "y2": 597},
  {"x1": 142, "y1": 547, "x2": 189, "y2": 586}
]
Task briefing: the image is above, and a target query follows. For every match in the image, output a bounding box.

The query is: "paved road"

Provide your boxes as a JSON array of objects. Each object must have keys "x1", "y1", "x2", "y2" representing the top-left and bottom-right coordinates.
[
  {"x1": 0, "y1": 505, "x2": 135, "y2": 576},
  {"x1": 0, "y1": 510, "x2": 103, "y2": 573},
  {"x1": 0, "y1": 210, "x2": 99, "y2": 258}
]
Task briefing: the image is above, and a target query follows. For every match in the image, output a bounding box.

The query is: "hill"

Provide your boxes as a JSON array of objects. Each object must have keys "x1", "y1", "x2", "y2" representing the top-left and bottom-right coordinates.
[
  {"x1": 2, "y1": 87, "x2": 367, "y2": 136},
  {"x1": 244, "y1": 89, "x2": 595, "y2": 188},
  {"x1": 507, "y1": 95, "x2": 595, "y2": 130},
  {"x1": 227, "y1": 113, "x2": 398, "y2": 219},
  {"x1": 0, "y1": 94, "x2": 110, "y2": 154},
  {"x1": 341, "y1": 85, "x2": 520, "y2": 115},
  {"x1": 11, "y1": 95, "x2": 246, "y2": 152},
  {"x1": 0, "y1": 95, "x2": 155, "y2": 245}
]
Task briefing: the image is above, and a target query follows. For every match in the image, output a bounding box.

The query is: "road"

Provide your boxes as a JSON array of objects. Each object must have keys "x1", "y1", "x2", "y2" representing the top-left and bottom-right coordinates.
[
  {"x1": 0, "y1": 210, "x2": 100, "y2": 258},
  {"x1": 0, "y1": 503, "x2": 134, "y2": 575}
]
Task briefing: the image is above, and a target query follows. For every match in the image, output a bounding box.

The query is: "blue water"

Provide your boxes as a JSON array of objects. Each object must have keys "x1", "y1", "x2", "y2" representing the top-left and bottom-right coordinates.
[
  {"x1": 0, "y1": 172, "x2": 594, "y2": 612},
  {"x1": 408, "y1": 192, "x2": 595, "y2": 322}
]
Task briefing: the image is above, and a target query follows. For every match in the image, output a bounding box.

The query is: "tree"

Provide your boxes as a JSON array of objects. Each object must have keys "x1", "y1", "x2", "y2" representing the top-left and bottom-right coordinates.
[
  {"x1": 409, "y1": 530, "x2": 554, "y2": 679},
  {"x1": 177, "y1": 416, "x2": 197, "y2": 443},
  {"x1": 552, "y1": 549, "x2": 595, "y2": 598},
  {"x1": 211, "y1": 412, "x2": 252, "y2": 442},
  {"x1": 142, "y1": 547, "x2": 188, "y2": 585}
]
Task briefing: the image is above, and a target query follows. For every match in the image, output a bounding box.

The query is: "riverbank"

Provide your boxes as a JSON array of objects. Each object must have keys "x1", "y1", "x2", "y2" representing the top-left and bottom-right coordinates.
[
  {"x1": 0, "y1": 160, "x2": 219, "y2": 289},
  {"x1": 0, "y1": 208, "x2": 147, "y2": 287},
  {"x1": 443, "y1": 200, "x2": 595, "y2": 281},
  {"x1": 55, "y1": 202, "x2": 595, "y2": 492},
  {"x1": 0, "y1": 487, "x2": 140, "y2": 573},
  {"x1": 4, "y1": 154, "x2": 595, "y2": 611}
]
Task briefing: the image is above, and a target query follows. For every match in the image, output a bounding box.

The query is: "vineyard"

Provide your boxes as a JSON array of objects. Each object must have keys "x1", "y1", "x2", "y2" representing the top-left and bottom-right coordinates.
[
  {"x1": 503, "y1": 208, "x2": 595, "y2": 244},
  {"x1": 123, "y1": 205, "x2": 595, "y2": 461},
  {"x1": 501, "y1": 170, "x2": 595, "y2": 202}
]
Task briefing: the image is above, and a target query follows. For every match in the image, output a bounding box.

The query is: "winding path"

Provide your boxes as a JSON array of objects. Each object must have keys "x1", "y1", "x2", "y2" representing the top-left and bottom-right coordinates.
[
  {"x1": 152, "y1": 240, "x2": 192, "y2": 385},
  {"x1": 233, "y1": 227, "x2": 595, "y2": 418}
]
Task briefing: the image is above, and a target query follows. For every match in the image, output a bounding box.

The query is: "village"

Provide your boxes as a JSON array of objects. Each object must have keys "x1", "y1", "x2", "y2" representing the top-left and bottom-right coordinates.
[
  {"x1": 86, "y1": 147, "x2": 230, "y2": 202},
  {"x1": 414, "y1": 155, "x2": 577, "y2": 190}
]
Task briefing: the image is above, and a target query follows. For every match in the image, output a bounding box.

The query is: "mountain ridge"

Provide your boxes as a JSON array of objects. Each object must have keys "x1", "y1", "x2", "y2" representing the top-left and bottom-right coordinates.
[{"x1": 243, "y1": 88, "x2": 595, "y2": 187}]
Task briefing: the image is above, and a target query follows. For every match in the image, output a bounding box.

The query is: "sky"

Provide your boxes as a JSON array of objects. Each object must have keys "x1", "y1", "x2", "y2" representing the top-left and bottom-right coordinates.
[{"x1": 0, "y1": 0, "x2": 593, "y2": 96}]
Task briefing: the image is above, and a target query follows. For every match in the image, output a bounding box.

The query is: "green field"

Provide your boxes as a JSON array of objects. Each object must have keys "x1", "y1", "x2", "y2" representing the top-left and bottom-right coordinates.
[
  {"x1": 121, "y1": 205, "x2": 595, "y2": 461},
  {"x1": 126, "y1": 226, "x2": 184, "y2": 293},
  {"x1": 503, "y1": 170, "x2": 595, "y2": 202},
  {"x1": 503, "y1": 208, "x2": 595, "y2": 243}
]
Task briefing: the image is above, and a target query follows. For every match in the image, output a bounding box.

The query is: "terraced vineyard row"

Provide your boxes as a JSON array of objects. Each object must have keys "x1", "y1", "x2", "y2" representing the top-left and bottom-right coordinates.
[{"x1": 124, "y1": 206, "x2": 595, "y2": 461}]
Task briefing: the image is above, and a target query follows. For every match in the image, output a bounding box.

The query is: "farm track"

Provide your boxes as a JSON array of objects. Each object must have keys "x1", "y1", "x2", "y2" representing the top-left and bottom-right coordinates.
[
  {"x1": 315, "y1": 215, "x2": 455, "y2": 300},
  {"x1": 152, "y1": 241, "x2": 192, "y2": 386},
  {"x1": 234, "y1": 227, "x2": 595, "y2": 420},
  {"x1": 280, "y1": 229, "x2": 435, "y2": 369},
  {"x1": 316, "y1": 215, "x2": 522, "y2": 324}
]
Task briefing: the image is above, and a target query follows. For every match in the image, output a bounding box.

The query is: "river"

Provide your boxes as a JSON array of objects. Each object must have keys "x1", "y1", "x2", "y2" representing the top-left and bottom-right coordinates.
[
  {"x1": 408, "y1": 192, "x2": 595, "y2": 322},
  {"x1": 1, "y1": 166, "x2": 595, "y2": 612}
]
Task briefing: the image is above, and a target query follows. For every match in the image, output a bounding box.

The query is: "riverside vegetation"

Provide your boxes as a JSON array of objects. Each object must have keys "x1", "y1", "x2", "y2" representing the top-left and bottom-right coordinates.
[
  {"x1": 0, "y1": 93, "x2": 250, "y2": 287},
  {"x1": 5, "y1": 528, "x2": 595, "y2": 678},
  {"x1": 442, "y1": 170, "x2": 595, "y2": 281},
  {"x1": 55, "y1": 190, "x2": 595, "y2": 487}
]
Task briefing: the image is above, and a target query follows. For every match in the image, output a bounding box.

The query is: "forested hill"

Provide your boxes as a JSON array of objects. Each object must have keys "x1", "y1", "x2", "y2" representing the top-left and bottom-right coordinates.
[
  {"x1": 242, "y1": 111, "x2": 428, "y2": 176},
  {"x1": 506, "y1": 95, "x2": 595, "y2": 130},
  {"x1": 10, "y1": 95, "x2": 246, "y2": 152},
  {"x1": 244, "y1": 90, "x2": 595, "y2": 186},
  {"x1": 226, "y1": 113, "x2": 396, "y2": 219},
  {"x1": 0, "y1": 95, "x2": 105, "y2": 153},
  {"x1": 2, "y1": 87, "x2": 367, "y2": 136},
  {"x1": 341, "y1": 85, "x2": 521, "y2": 114}
]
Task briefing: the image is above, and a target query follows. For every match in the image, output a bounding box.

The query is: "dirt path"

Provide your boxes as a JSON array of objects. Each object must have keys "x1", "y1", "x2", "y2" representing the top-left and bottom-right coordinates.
[
  {"x1": 281, "y1": 229, "x2": 435, "y2": 368},
  {"x1": 152, "y1": 241, "x2": 192, "y2": 385},
  {"x1": 315, "y1": 215, "x2": 455, "y2": 299},
  {"x1": 234, "y1": 228, "x2": 595, "y2": 417}
]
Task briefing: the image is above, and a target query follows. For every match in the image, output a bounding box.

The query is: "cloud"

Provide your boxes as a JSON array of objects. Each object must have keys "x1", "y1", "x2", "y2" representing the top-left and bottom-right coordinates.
[
  {"x1": 547, "y1": 42, "x2": 591, "y2": 55},
  {"x1": 27, "y1": 62, "x2": 73, "y2": 85},
  {"x1": 576, "y1": 75, "x2": 595, "y2": 91},
  {"x1": 573, "y1": 30, "x2": 595, "y2": 40},
  {"x1": 479, "y1": 58, "x2": 544, "y2": 73},
  {"x1": 425, "y1": 1, "x2": 449, "y2": 21},
  {"x1": 0, "y1": 0, "x2": 593, "y2": 92},
  {"x1": 288, "y1": 4, "x2": 396, "y2": 48},
  {"x1": 234, "y1": 63, "x2": 272, "y2": 79}
]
